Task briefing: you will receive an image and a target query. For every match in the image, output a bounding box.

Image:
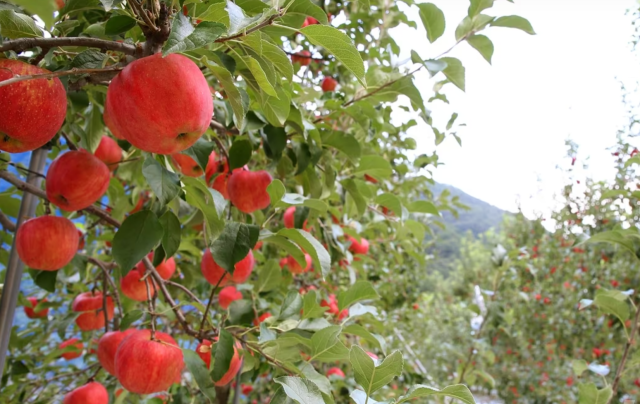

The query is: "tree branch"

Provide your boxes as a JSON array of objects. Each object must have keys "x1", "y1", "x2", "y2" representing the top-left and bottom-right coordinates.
[
  {"x1": 0, "y1": 209, "x2": 16, "y2": 232},
  {"x1": 0, "y1": 66, "x2": 123, "y2": 89},
  {"x1": 215, "y1": 11, "x2": 284, "y2": 43},
  {"x1": 607, "y1": 299, "x2": 640, "y2": 402},
  {"x1": 0, "y1": 37, "x2": 140, "y2": 56}
]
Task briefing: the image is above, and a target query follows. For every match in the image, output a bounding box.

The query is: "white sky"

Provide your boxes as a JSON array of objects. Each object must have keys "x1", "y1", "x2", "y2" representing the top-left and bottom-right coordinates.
[{"x1": 390, "y1": 0, "x2": 640, "y2": 218}]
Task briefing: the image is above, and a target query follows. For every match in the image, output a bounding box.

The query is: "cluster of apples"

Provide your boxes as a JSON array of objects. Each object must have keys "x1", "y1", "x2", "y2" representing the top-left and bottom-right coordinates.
[{"x1": 121, "y1": 253, "x2": 176, "y2": 301}]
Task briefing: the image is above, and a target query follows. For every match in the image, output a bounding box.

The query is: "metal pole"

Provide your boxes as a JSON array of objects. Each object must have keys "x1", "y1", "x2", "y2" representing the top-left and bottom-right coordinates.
[{"x1": 0, "y1": 148, "x2": 48, "y2": 377}]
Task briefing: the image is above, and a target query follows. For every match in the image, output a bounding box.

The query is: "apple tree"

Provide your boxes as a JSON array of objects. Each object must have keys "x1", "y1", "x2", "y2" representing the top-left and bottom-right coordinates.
[{"x1": 0, "y1": 0, "x2": 534, "y2": 403}]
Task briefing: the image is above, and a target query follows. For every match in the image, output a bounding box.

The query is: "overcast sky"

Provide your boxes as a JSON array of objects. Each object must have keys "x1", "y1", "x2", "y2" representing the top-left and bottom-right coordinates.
[{"x1": 390, "y1": 0, "x2": 639, "y2": 218}]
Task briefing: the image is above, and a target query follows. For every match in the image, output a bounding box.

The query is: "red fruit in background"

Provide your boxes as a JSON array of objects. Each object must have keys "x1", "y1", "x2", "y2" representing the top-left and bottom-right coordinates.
[
  {"x1": 77, "y1": 230, "x2": 85, "y2": 250},
  {"x1": 291, "y1": 50, "x2": 312, "y2": 66},
  {"x1": 366, "y1": 352, "x2": 379, "y2": 360},
  {"x1": 550, "y1": 267, "x2": 556, "y2": 274},
  {"x1": 364, "y1": 174, "x2": 378, "y2": 184},
  {"x1": 56, "y1": 0, "x2": 65, "y2": 9},
  {"x1": 610, "y1": 279, "x2": 619, "y2": 287},
  {"x1": 214, "y1": 340, "x2": 242, "y2": 386},
  {"x1": 631, "y1": 148, "x2": 639, "y2": 157},
  {"x1": 321, "y1": 295, "x2": 339, "y2": 314},
  {"x1": 572, "y1": 247, "x2": 585, "y2": 253},
  {"x1": 302, "y1": 17, "x2": 319, "y2": 27},
  {"x1": 211, "y1": 169, "x2": 231, "y2": 199},
  {"x1": 219, "y1": 286, "x2": 242, "y2": 309},
  {"x1": 97, "y1": 329, "x2": 136, "y2": 376},
  {"x1": 0, "y1": 59, "x2": 67, "y2": 153},
  {"x1": 16, "y1": 216, "x2": 79, "y2": 271},
  {"x1": 46, "y1": 151, "x2": 110, "y2": 211},
  {"x1": 129, "y1": 192, "x2": 148, "y2": 214},
  {"x1": 63, "y1": 382, "x2": 108, "y2": 404},
  {"x1": 60, "y1": 338, "x2": 83, "y2": 360},
  {"x1": 204, "y1": 151, "x2": 220, "y2": 183},
  {"x1": 227, "y1": 170, "x2": 272, "y2": 213},
  {"x1": 172, "y1": 153, "x2": 203, "y2": 177},
  {"x1": 201, "y1": 249, "x2": 255, "y2": 286},
  {"x1": 196, "y1": 340, "x2": 213, "y2": 369},
  {"x1": 121, "y1": 269, "x2": 156, "y2": 302},
  {"x1": 253, "y1": 241, "x2": 263, "y2": 250},
  {"x1": 72, "y1": 291, "x2": 114, "y2": 331},
  {"x1": 322, "y1": 77, "x2": 337, "y2": 92},
  {"x1": 24, "y1": 297, "x2": 48, "y2": 319},
  {"x1": 337, "y1": 308, "x2": 349, "y2": 320},
  {"x1": 412, "y1": 303, "x2": 419, "y2": 310},
  {"x1": 241, "y1": 384, "x2": 253, "y2": 395},
  {"x1": 105, "y1": 53, "x2": 213, "y2": 154},
  {"x1": 283, "y1": 254, "x2": 312, "y2": 274},
  {"x1": 543, "y1": 297, "x2": 551, "y2": 304},
  {"x1": 115, "y1": 330, "x2": 184, "y2": 394},
  {"x1": 135, "y1": 253, "x2": 176, "y2": 280},
  {"x1": 284, "y1": 206, "x2": 296, "y2": 228},
  {"x1": 535, "y1": 294, "x2": 541, "y2": 301},
  {"x1": 253, "y1": 312, "x2": 272, "y2": 326},
  {"x1": 592, "y1": 347, "x2": 602, "y2": 358},
  {"x1": 635, "y1": 378, "x2": 640, "y2": 388},
  {"x1": 347, "y1": 235, "x2": 370, "y2": 255},
  {"x1": 94, "y1": 136, "x2": 122, "y2": 171},
  {"x1": 327, "y1": 367, "x2": 345, "y2": 378}
]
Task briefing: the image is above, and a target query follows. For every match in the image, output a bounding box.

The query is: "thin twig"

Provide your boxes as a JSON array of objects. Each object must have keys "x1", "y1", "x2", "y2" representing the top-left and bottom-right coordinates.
[
  {"x1": 215, "y1": 11, "x2": 284, "y2": 43},
  {"x1": 0, "y1": 157, "x2": 46, "y2": 178},
  {"x1": 198, "y1": 272, "x2": 227, "y2": 336},
  {"x1": 60, "y1": 132, "x2": 78, "y2": 151},
  {"x1": 166, "y1": 280, "x2": 205, "y2": 307},
  {"x1": 0, "y1": 209, "x2": 16, "y2": 232},
  {"x1": 89, "y1": 257, "x2": 124, "y2": 324},
  {"x1": 0, "y1": 37, "x2": 139, "y2": 56},
  {"x1": 102, "y1": 271, "x2": 109, "y2": 333},
  {"x1": 0, "y1": 66, "x2": 124, "y2": 89},
  {"x1": 607, "y1": 299, "x2": 640, "y2": 402},
  {"x1": 144, "y1": 276, "x2": 157, "y2": 339},
  {"x1": 129, "y1": 0, "x2": 158, "y2": 31},
  {"x1": 210, "y1": 119, "x2": 239, "y2": 136}
]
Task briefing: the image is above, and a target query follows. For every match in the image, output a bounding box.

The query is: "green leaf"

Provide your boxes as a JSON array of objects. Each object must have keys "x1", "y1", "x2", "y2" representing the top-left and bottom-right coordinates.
[
  {"x1": 300, "y1": 25, "x2": 366, "y2": 87},
  {"x1": 374, "y1": 193, "x2": 402, "y2": 217},
  {"x1": 274, "y1": 377, "x2": 325, "y2": 404},
  {"x1": 6, "y1": 0, "x2": 55, "y2": 28},
  {"x1": 490, "y1": 15, "x2": 536, "y2": 35},
  {"x1": 262, "y1": 232, "x2": 307, "y2": 268},
  {"x1": 354, "y1": 155, "x2": 392, "y2": 179},
  {"x1": 210, "y1": 222, "x2": 259, "y2": 273},
  {"x1": 159, "y1": 211, "x2": 181, "y2": 259},
  {"x1": 323, "y1": 132, "x2": 361, "y2": 163},
  {"x1": 30, "y1": 269, "x2": 58, "y2": 293},
  {"x1": 572, "y1": 359, "x2": 588, "y2": 377},
  {"x1": 228, "y1": 139, "x2": 253, "y2": 170},
  {"x1": 577, "y1": 383, "x2": 612, "y2": 404},
  {"x1": 466, "y1": 34, "x2": 494, "y2": 64},
  {"x1": 287, "y1": 0, "x2": 328, "y2": 25},
  {"x1": 182, "y1": 177, "x2": 226, "y2": 241},
  {"x1": 342, "y1": 179, "x2": 367, "y2": 217},
  {"x1": 350, "y1": 346, "x2": 403, "y2": 395},
  {"x1": 259, "y1": 321, "x2": 277, "y2": 343},
  {"x1": 396, "y1": 384, "x2": 476, "y2": 404},
  {"x1": 311, "y1": 326, "x2": 350, "y2": 362},
  {"x1": 279, "y1": 291, "x2": 303, "y2": 320},
  {"x1": 593, "y1": 294, "x2": 630, "y2": 324},
  {"x1": 182, "y1": 138, "x2": 216, "y2": 173},
  {"x1": 261, "y1": 85, "x2": 291, "y2": 127},
  {"x1": 202, "y1": 59, "x2": 245, "y2": 128},
  {"x1": 256, "y1": 260, "x2": 282, "y2": 293},
  {"x1": 244, "y1": 56, "x2": 279, "y2": 97},
  {"x1": 0, "y1": 10, "x2": 43, "y2": 38},
  {"x1": 211, "y1": 329, "x2": 235, "y2": 383},
  {"x1": 71, "y1": 49, "x2": 107, "y2": 70},
  {"x1": 196, "y1": 2, "x2": 229, "y2": 26},
  {"x1": 277, "y1": 229, "x2": 331, "y2": 279},
  {"x1": 440, "y1": 57, "x2": 465, "y2": 91},
  {"x1": 409, "y1": 200, "x2": 439, "y2": 215},
  {"x1": 262, "y1": 125, "x2": 287, "y2": 161},
  {"x1": 60, "y1": 0, "x2": 101, "y2": 15},
  {"x1": 142, "y1": 157, "x2": 181, "y2": 205},
  {"x1": 584, "y1": 230, "x2": 637, "y2": 256},
  {"x1": 119, "y1": 309, "x2": 143, "y2": 330},
  {"x1": 104, "y1": 15, "x2": 137, "y2": 35},
  {"x1": 262, "y1": 40, "x2": 294, "y2": 82},
  {"x1": 302, "y1": 290, "x2": 328, "y2": 319},
  {"x1": 298, "y1": 362, "x2": 332, "y2": 395},
  {"x1": 417, "y1": 3, "x2": 445, "y2": 43},
  {"x1": 468, "y1": 0, "x2": 493, "y2": 17},
  {"x1": 338, "y1": 281, "x2": 379, "y2": 311},
  {"x1": 183, "y1": 349, "x2": 217, "y2": 401},
  {"x1": 113, "y1": 210, "x2": 164, "y2": 271},
  {"x1": 266, "y1": 179, "x2": 286, "y2": 205},
  {"x1": 226, "y1": 0, "x2": 261, "y2": 36},
  {"x1": 343, "y1": 324, "x2": 384, "y2": 352},
  {"x1": 229, "y1": 299, "x2": 255, "y2": 324},
  {"x1": 163, "y1": 13, "x2": 227, "y2": 55}
]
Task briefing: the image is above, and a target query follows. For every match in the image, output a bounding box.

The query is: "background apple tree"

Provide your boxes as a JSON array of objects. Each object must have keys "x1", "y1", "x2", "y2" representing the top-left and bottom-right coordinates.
[{"x1": 0, "y1": 0, "x2": 535, "y2": 403}]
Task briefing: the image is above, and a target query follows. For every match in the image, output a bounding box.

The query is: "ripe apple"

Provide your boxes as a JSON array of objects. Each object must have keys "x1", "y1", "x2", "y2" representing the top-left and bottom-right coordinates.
[
  {"x1": 72, "y1": 291, "x2": 114, "y2": 331},
  {"x1": 135, "y1": 252, "x2": 176, "y2": 280},
  {"x1": 63, "y1": 382, "x2": 108, "y2": 404},
  {"x1": 77, "y1": 229, "x2": 85, "y2": 250},
  {"x1": 196, "y1": 339, "x2": 242, "y2": 386},
  {"x1": 321, "y1": 77, "x2": 337, "y2": 92},
  {"x1": 129, "y1": 192, "x2": 149, "y2": 214},
  {"x1": 327, "y1": 367, "x2": 345, "y2": 378},
  {"x1": 121, "y1": 270, "x2": 156, "y2": 302},
  {"x1": 291, "y1": 50, "x2": 312, "y2": 66},
  {"x1": 347, "y1": 235, "x2": 369, "y2": 255},
  {"x1": 219, "y1": 286, "x2": 242, "y2": 309},
  {"x1": 0, "y1": 59, "x2": 67, "y2": 153},
  {"x1": 204, "y1": 151, "x2": 220, "y2": 183},
  {"x1": 105, "y1": 53, "x2": 213, "y2": 154},
  {"x1": 227, "y1": 169, "x2": 272, "y2": 213},
  {"x1": 321, "y1": 294, "x2": 339, "y2": 314},
  {"x1": 46, "y1": 150, "x2": 110, "y2": 211},
  {"x1": 56, "y1": 0, "x2": 65, "y2": 10},
  {"x1": 282, "y1": 254, "x2": 312, "y2": 274},
  {"x1": 195, "y1": 340, "x2": 213, "y2": 369},
  {"x1": 253, "y1": 312, "x2": 272, "y2": 326},
  {"x1": 59, "y1": 338, "x2": 83, "y2": 360},
  {"x1": 241, "y1": 384, "x2": 253, "y2": 395},
  {"x1": 364, "y1": 174, "x2": 378, "y2": 184},
  {"x1": 172, "y1": 153, "x2": 203, "y2": 177},
  {"x1": 16, "y1": 215, "x2": 79, "y2": 271},
  {"x1": 115, "y1": 329, "x2": 184, "y2": 394},
  {"x1": 23, "y1": 297, "x2": 48, "y2": 319},
  {"x1": 93, "y1": 136, "x2": 122, "y2": 171},
  {"x1": 201, "y1": 249, "x2": 255, "y2": 286},
  {"x1": 97, "y1": 329, "x2": 136, "y2": 376},
  {"x1": 283, "y1": 206, "x2": 296, "y2": 228},
  {"x1": 210, "y1": 166, "x2": 233, "y2": 199},
  {"x1": 103, "y1": 104, "x2": 124, "y2": 140}
]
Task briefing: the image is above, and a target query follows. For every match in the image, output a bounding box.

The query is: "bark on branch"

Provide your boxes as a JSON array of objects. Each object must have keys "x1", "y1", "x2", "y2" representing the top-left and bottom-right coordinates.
[{"x1": 0, "y1": 37, "x2": 140, "y2": 56}]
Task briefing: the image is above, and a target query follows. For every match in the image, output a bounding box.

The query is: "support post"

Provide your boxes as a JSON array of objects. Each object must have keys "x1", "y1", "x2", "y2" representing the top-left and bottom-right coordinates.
[{"x1": 0, "y1": 148, "x2": 48, "y2": 377}]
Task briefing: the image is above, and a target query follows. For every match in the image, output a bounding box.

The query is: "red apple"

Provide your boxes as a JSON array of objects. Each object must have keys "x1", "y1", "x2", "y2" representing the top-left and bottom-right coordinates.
[
  {"x1": 59, "y1": 338, "x2": 83, "y2": 360},
  {"x1": 129, "y1": 192, "x2": 148, "y2": 214},
  {"x1": 103, "y1": 105, "x2": 124, "y2": 140},
  {"x1": 24, "y1": 297, "x2": 48, "y2": 319},
  {"x1": 204, "y1": 151, "x2": 220, "y2": 183},
  {"x1": 196, "y1": 340, "x2": 213, "y2": 369},
  {"x1": 321, "y1": 77, "x2": 337, "y2": 92},
  {"x1": 253, "y1": 312, "x2": 272, "y2": 326},
  {"x1": 115, "y1": 329, "x2": 184, "y2": 394},
  {"x1": 172, "y1": 153, "x2": 203, "y2": 177},
  {"x1": 46, "y1": 150, "x2": 110, "y2": 211},
  {"x1": 227, "y1": 169, "x2": 272, "y2": 213},
  {"x1": 210, "y1": 166, "x2": 232, "y2": 199},
  {"x1": 77, "y1": 229, "x2": 85, "y2": 250},
  {"x1": 63, "y1": 382, "x2": 108, "y2": 404},
  {"x1": 364, "y1": 174, "x2": 378, "y2": 184},
  {"x1": 241, "y1": 384, "x2": 253, "y2": 395},
  {"x1": 93, "y1": 136, "x2": 122, "y2": 171},
  {"x1": 347, "y1": 235, "x2": 369, "y2": 255},
  {"x1": 121, "y1": 270, "x2": 156, "y2": 302},
  {"x1": 201, "y1": 249, "x2": 255, "y2": 286},
  {"x1": 219, "y1": 286, "x2": 242, "y2": 309},
  {"x1": 284, "y1": 206, "x2": 295, "y2": 228},
  {"x1": 55, "y1": 0, "x2": 65, "y2": 10},
  {"x1": 199, "y1": 339, "x2": 242, "y2": 386},
  {"x1": 135, "y1": 252, "x2": 176, "y2": 280},
  {"x1": 72, "y1": 291, "x2": 114, "y2": 331},
  {"x1": 291, "y1": 50, "x2": 312, "y2": 66},
  {"x1": 16, "y1": 216, "x2": 79, "y2": 271},
  {"x1": 97, "y1": 329, "x2": 136, "y2": 376},
  {"x1": 0, "y1": 59, "x2": 67, "y2": 153},
  {"x1": 105, "y1": 54, "x2": 213, "y2": 154},
  {"x1": 327, "y1": 367, "x2": 345, "y2": 378},
  {"x1": 283, "y1": 254, "x2": 312, "y2": 274}
]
